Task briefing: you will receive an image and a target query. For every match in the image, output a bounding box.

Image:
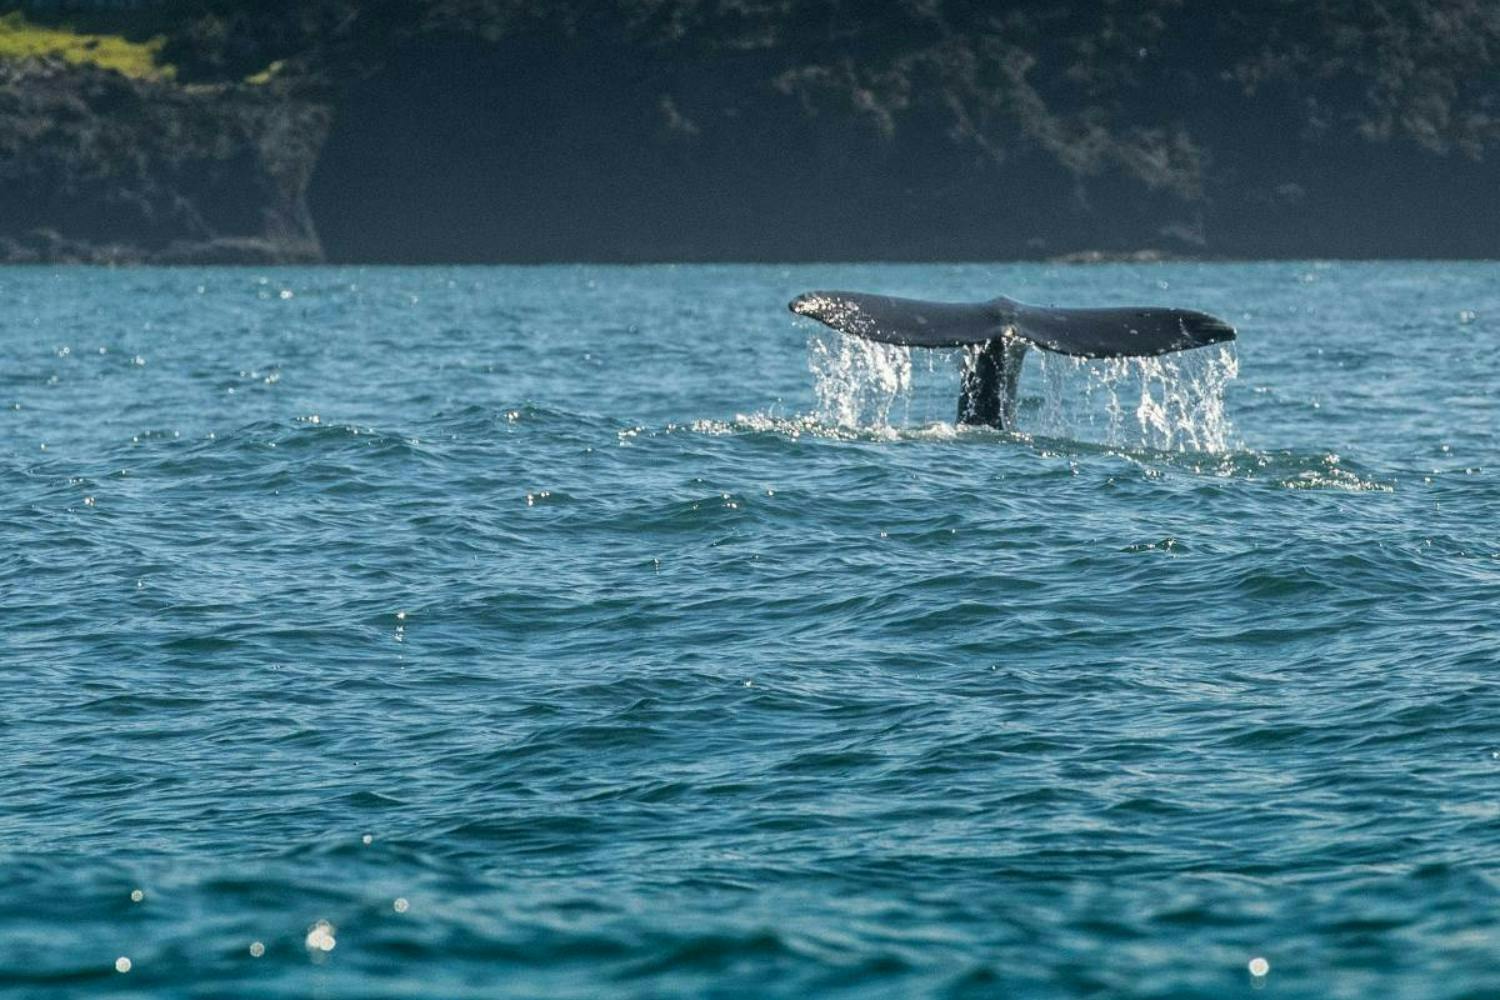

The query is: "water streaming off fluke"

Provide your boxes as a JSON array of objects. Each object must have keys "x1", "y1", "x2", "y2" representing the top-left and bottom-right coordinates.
[{"x1": 807, "y1": 328, "x2": 1239, "y2": 453}]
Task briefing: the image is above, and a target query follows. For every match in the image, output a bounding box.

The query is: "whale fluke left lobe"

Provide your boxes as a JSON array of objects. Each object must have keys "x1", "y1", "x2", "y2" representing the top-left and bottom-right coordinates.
[{"x1": 788, "y1": 291, "x2": 1004, "y2": 347}]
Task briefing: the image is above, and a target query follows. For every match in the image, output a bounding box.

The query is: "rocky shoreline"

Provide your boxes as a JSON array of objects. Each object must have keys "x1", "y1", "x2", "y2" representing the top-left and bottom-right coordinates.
[{"x1": 0, "y1": 55, "x2": 330, "y2": 265}]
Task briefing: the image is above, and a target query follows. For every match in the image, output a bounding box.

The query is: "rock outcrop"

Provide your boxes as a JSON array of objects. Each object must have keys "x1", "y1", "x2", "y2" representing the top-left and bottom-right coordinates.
[{"x1": 0, "y1": 55, "x2": 330, "y2": 263}]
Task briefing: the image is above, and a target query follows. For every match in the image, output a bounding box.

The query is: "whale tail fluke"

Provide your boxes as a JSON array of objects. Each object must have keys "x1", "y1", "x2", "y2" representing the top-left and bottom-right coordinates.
[{"x1": 789, "y1": 290, "x2": 1235, "y2": 358}]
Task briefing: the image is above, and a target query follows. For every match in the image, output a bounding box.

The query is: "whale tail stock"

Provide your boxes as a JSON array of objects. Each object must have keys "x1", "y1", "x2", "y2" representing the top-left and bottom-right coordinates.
[{"x1": 788, "y1": 290, "x2": 1236, "y2": 428}]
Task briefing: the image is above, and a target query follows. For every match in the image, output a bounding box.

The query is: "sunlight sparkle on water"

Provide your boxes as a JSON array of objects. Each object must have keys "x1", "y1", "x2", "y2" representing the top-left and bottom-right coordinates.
[{"x1": 305, "y1": 920, "x2": 336, "y2": 953}]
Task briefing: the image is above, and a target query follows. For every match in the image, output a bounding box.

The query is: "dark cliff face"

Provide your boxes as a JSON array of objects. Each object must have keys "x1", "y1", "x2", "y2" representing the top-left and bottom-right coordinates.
[
  {"x1": 4, "y1": 0, "x2": 1499, "y2": 263},
  {"x1": 0, "y1": 57, "x2": 332, "y2": 263},
  {"x1": 307, "y1": 32, "x2": 1193, "y2": 263}
]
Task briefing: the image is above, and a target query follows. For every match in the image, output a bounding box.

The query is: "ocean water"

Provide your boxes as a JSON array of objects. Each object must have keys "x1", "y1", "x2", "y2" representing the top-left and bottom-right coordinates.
[{"x1": 2, "y1": 262, "x2": 1498, "y2": 998}]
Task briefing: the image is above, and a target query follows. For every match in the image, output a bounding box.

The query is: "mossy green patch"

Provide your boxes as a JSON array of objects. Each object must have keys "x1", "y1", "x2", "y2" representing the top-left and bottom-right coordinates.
[
  {"x1": 244, "y1": 60, "x2": 286, "y2": 86},
  {"x1": 0, "y1": 11, "x2": 173, "y2": 80}
]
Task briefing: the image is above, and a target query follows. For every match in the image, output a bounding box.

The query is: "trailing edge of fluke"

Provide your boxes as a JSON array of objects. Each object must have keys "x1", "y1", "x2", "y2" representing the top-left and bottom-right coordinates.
[{"x1": 787, "y1": 290, "x2": 1236, "y2": 428}]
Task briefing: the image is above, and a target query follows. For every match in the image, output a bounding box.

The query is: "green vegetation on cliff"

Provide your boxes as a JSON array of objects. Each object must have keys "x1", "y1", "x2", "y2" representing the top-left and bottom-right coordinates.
[
  {"x1": 0, "y1": 3, "x2": 330, "y2": 265},
  {"x1": 0, "y1": 11, "x2": 172, "y2": 80}
]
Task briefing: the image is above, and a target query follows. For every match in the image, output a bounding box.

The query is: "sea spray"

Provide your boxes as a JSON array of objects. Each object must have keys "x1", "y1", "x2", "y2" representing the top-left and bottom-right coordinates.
[
  {"x1": 1031, "y1": 345, "x2": 1239, "y2": 452},
  {"x1": 807, "y1": 330, "x2": 914, "y2": 428},
  {"x1": 808, "y1": 331, "x2": 1239, "y2": 452}
]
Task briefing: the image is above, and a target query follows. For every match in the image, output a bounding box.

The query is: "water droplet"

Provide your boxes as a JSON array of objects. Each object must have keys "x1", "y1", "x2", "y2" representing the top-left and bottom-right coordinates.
[{"x1": 305, "y1": 920, "x2": 336, "y2": 953}]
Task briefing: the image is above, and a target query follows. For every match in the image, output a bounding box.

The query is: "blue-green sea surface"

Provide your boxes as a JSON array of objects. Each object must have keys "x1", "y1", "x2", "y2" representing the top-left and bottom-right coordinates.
[{"x1": 3, "y1": 263, "x2": 1499, "y2": 998}]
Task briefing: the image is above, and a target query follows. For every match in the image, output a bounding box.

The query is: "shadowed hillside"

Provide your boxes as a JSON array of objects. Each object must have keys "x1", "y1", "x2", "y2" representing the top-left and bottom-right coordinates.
[{"x1": 3, "y1": 0, "x2": 1498, "y2": 262}]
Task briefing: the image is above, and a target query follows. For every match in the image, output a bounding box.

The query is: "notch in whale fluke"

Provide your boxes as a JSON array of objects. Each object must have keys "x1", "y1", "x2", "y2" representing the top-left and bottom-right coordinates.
[{"x1": 789, "y1": 290, "x2": 1235, "y2": 358}]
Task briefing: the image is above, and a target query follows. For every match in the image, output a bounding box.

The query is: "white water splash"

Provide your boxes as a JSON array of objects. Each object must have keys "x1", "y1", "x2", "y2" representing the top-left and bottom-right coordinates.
[
  {"x1": 804, "y1": 333, "x2": 1239, "y2": 453},
  {"x1": 688, "y1": 411, "x2": 961, "y2": 443},
  {"x1": 1032, "y1": 345, "x2": 1240, "y2": 452},
  {"x1": 807, "y1": 331, "x2": 913, "y2": 428}
]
